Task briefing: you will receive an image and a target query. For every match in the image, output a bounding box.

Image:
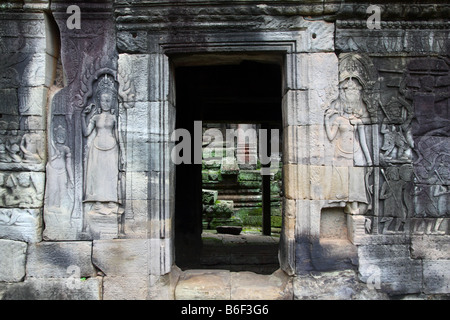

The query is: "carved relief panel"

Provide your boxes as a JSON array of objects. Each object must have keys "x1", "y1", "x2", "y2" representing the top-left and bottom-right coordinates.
[
  {"x1": 406, "y1": 57, "x2": 450, "y2": 235},
  {"x1": 323, "y1": 53, "x2": 378, "y2": 216},
  {"x1": 44, "y1": 1, "x2": 134, "y2": 240},
  {"x1": 361, "y1": 55, "x2": 450, "y2": 236}
]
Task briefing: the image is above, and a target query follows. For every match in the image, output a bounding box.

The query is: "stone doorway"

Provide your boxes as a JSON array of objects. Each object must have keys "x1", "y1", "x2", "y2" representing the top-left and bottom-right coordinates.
[{"x1": 172, "y1": 56, "x2": 283, "y2": 274}]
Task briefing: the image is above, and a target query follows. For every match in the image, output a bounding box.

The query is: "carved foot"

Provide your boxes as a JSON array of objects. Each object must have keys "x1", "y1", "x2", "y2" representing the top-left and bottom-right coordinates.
[
  {"x1": 344, "y1": 202, "x2": 360, "y2": 215},
  {"x1": 107, "y1": 202, "x2": 116, "y2": 209},
  {"x1": 93, "y1": 202, "x2": 102, "y2": 211}
]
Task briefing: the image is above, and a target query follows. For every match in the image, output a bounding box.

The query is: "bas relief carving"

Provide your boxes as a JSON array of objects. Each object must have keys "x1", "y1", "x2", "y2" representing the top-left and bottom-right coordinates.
[
  {"x1": 44, "y1": 32, "x2": 135, "y2": 239},
  {"x1": 324, "y1": 53, "x2": 377, "y2": 216},
  {"x1": 373, "y1": 55, "x2": 450, "y2": 235},
  {"x1": 81, "y1": 74, "x2": 121, "y2": 215},
  {"x1": 0, "y1": 117, "x2": 45, "y2": 170},
  {"x1": 379, "y1": 97, "x2": 414, "y2": 165},
  {"x1": 379, "y1": 164, "x2": 414, "y2": 233},
  {"x1": 0, "y1": 172, "x2": 44, "y2": 208},
  {"x1": 45, "y1": 125, "x2": 73, "y2": 211},
  {"x1": 405, "y1": 56, "x2": 450, "y2": 235},
  {"x1": 20, "y1": 117, "x2": 44, "y2": 164},
  {"x1": 0, "y1": 121, "x2": 21, "y2": 164}
]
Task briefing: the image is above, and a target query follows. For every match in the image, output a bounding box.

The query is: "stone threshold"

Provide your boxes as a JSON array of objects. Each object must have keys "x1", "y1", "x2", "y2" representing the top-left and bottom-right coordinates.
[{"x1": 174, "y1": 269, "x2": 293, "y2": 300}]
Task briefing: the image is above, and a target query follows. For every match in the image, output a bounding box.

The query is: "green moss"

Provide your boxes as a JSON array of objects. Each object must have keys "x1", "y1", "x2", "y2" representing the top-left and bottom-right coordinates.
[
  {"x1": 271, "y1": 216, "x2": 282, "y2": 228},
  {"x1": 238, "y1": 171, "x2": 262, "y2": 182}
]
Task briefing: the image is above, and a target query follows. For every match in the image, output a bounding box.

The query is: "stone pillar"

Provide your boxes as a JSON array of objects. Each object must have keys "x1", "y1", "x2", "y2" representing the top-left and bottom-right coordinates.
[
  {"x1": 117, "y1": 51, "x2": 175, "y2": 278},
  {"x1": 45, "y1": 0, "x2": 118, "y2": 240},
  {"x1": 282, "y1": 52, "x2": 341, "y2": 274}
]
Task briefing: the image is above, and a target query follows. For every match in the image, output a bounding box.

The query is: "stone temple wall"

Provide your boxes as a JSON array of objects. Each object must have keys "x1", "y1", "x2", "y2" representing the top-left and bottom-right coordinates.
[{"x1": 0, "y1": 0, "x2": 449, "y2": 300}]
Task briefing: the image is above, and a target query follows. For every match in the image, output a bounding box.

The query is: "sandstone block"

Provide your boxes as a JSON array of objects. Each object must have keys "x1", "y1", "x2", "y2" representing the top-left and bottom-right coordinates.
[
  {"x1": 0, "y1": 208, "x2": 42, "y2": 243},
  {"x1": 230, "y1": 269, "x2": 293, "y2": 300},
  {"x1": 18, "y1": 86, "x2": 48, "y2": 117},
  {"x1": 102, "y1": 276, "x2": 149, "y2": 300},
  {"x1": 118, "y1": 54, "x2": 150, "y2": 102},
  {"x1": 283, "y1": 164, "x2": 309, "y2": 200},
  {"x1": 21, "y1": 53, "x2": 55, "y2": 87},
  {"x1": 0, "y1": 277, "x2": 102, "y2": 300},
  {"x1": 287, "y1": 53, "x2": 338, "y2": 91},
  {"x1": 423, "y1": 260, "x2": 450, "y2": 294},
  {"x1": 358, "y1": 244, "x2": 422, "y2": 295},
  {"x1": 293, "y1": 269, "x2": 388, "y2": 300},
  {"x1": 175, "y1": 269, "x2": 231, "y2": 300},
  {"x1": 26, "y1": 241, "x2": 96, "y2": 278},
  {"x1": 92, "y1": 239, "x2": 149, "y2": 277},
  {"x1": 411, "y1": 235, "x2": 450, "y2": 260},
  {"x1": 0, "y1": 239, "x2": 27, "y2": 282}
]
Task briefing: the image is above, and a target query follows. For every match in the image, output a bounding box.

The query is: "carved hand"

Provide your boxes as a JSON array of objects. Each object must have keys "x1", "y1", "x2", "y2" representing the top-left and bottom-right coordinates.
[
  {"x1": 83, "y1": 104, "x2": 95, "y2": 114},
  {"x1": 325, "y1": 109, "x2": 338, "y2": 118}
]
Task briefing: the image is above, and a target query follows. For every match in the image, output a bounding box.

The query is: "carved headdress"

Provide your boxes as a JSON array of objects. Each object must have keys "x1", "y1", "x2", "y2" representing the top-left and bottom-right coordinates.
[
  {"x1": 95, "y1": 74, "x2": 117, "y2": 114},
  {"x1": 97, "y1": 74, "x2": 116, "y2": 98},
  {"x1": 339, "y1": 53, "x2": 380, "y2": 122}
]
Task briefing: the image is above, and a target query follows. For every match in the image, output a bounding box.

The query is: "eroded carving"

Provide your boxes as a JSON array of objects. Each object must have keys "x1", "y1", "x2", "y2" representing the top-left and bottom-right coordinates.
[
  {"x1": 0, "y1": 172, "x2": 44, "y2": 208},
  {"x1": 379, "y1": 97, "x2": 414, "y2": 165},
  {"x1": 0, "y1": 121, "x2": 21, "y2": 163},
  {"x1": 20, "y1": 117, "x2": 44, "y2": 164},
  {"x1": 0, "y1": 208, "x2": 42, "y2": 242},
  {"x1": 379, "y1": 164, "x2": 414, "y2": 233},
  {"x1": 45, "y1": 125, "x2": 74, "y2": 211},
  {"x1": 324, "y1": 53, "x2": 378, "y2": 215},
  {"x1": 81, "y1": 74, "x2": 121, "y2": 214}
]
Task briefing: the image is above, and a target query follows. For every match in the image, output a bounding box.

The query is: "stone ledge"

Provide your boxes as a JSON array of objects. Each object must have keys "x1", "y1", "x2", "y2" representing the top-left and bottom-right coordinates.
[{"x1": 174, "y1": 269, "x2": 293, "y2": 300}]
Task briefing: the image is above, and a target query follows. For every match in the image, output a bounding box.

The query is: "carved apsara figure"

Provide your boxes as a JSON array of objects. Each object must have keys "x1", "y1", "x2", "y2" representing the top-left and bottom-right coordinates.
[
  {"x1": 45, "y1": 125, "x2": 73, "y2": 210},
  {"x1": 20, "y1": 117, "x2": 44, "y2": 164},
  {"x1": 81, "y1": 74, "x2": 120, "y2": 211},
  {"x1": 324, "y1": 77, "x2": 373, "y2": 214},
  {"x1": 6, "y1": 122, "x2": 22, "y2": 163}
]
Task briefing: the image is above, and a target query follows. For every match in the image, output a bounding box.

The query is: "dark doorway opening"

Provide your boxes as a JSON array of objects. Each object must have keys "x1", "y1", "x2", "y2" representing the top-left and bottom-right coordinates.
[{"x1": 174, "y1": 58, "x2": 283, "y2": 273}]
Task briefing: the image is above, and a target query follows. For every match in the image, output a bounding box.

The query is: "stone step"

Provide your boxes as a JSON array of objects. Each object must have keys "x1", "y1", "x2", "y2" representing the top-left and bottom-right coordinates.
[{"x1": 174, "y1": 269, "x2": 293, "y2": 300}]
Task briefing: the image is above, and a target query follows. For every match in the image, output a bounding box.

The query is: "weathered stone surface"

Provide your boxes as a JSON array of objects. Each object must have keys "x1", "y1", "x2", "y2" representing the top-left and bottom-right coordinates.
[
  {"x1": 283, "y1": 164, "x2": 309, "y2": 200},
  {"x1": 423, "y1": 260, "x2": 450, "y2": 294},
  {"x1": 311, "y1": 239, "x2": 358, "y2": 272},
  {"x1": 0, "y1": 277, "x2": 102, "y2": 300},
  {"x1": 292, "y1": 53, "x2": 339, "y2": 92},
  {"x1": 200, "y1": 233, "x2": 279, "y2": 274},
  {"x1": 284, "y1": 164, "x2": 371, "y2": 202},
  {"x1": 293, "y1": 269, "x2": 389, "y2": 300},
  {"x1": 283, "y1": 125, "x2": 332, "y2": 166},
  {"x1": 202, "y1": 189, "x2": 218, "y2": 205},
  {"x1": 336, "y1": 21, "x2": 450, "y2": 54},
  {"x1": 175, "y1": 269, "x2": 293, "y2": 300},
  {"x1": 358, "y1": 244, "x2": 423, "y2": 295},
  {"x1": 230, "y1": 269, "x2": 293, "y2": 300},
  {"x1": 175, "y1": 269, "x2": 231, "y2": 300},
  {"x1": 92, "y1": 239, "x2": 149, "y2": 277},
  {"x1": 102, "y1": 276, "x2": 149, "y2": 300},
  {"x1": 279, "y1": 198, "x2": 296, "y2": 275},
  {"x1": 0, "y1": 172, "x2": 45, "y2": 208},
  {"x1": 0, "y1": 239, "x2": 27, "y2": 282},
  {"x1": 0, "y1": 208, "x2": 42, "y2": 243},
  {"x1": 148, "y1": 266, "x2": 182, "y2": 300},
  {"x1": 411, "y1": 235, "x2": 450, "y2": 260},
  {"x1": 26, "y1": 241, "x2": 96, "y2": 279}
]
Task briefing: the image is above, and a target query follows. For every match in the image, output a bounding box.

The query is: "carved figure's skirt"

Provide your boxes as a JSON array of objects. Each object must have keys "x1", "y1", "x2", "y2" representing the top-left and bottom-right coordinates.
[{"x1": 84, "y1": 143, "x2": 119, "y2": 203}]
